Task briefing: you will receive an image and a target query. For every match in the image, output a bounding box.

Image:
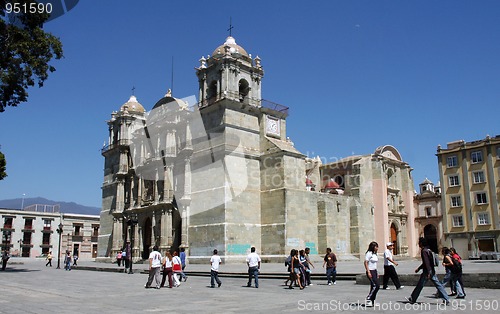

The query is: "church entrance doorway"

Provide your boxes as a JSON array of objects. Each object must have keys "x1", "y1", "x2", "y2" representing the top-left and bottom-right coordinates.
[
  {"x1": 142, "y1": 218, "x2": 152, "y2": 260},
  {"x1": 390, "y1": 223, "x2": 398, "y2": 255},
  {"x1": 424, "y1": 224, "x2": 438, "y2": 253}
]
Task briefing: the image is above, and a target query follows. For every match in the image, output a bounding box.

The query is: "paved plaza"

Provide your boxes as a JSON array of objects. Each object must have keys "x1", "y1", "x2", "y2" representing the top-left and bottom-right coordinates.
[{"x1": 1, "y1": 258, "x2": 500, "y2": 314}]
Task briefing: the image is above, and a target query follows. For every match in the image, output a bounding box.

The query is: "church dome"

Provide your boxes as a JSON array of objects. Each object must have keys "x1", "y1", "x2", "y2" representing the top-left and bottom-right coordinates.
[
  {"x1": 121, "y1": 95, "x2": 145, "y2": 114},
  {"x1": 152, "y1": 89, "x2": 188, "y2": 110},
  {"x1": 325, "y1": 180, "x2": 340, "y2": 189},
  {"x1": 212, "y1": 36, "x2": 249, "y2": 58}
]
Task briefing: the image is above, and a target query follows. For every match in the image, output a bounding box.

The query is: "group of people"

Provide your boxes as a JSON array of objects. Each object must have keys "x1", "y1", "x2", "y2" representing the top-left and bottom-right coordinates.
[
  {"x1": 210, "y1": 246, "x2": 262, "y2": 289},
  {"x1": 144, "y1": 246, "x2": 188, "y2": 289},
  {"x1": 285, "y1": 247, "x2": 338, "y2": 290},
  {"x1": 364, "y1": 237, "x2": 465, "y2": 307}
]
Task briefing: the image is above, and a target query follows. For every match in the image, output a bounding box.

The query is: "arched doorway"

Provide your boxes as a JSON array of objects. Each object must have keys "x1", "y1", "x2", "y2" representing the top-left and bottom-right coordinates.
[
  {"x1": 390, "y1": 223, "x2": 398, "y2": 255},
  {"x1": 142, "y1": 218, "x2": 152, "y2": 260},
  {"x1": 424, "y1": 224, "x2": 438, "y2": 253}
]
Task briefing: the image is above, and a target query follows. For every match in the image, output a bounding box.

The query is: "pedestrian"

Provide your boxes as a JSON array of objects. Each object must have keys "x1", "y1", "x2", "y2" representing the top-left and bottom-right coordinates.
[
  {"x1": 450, "y1": 247, "x2": 465, "y2": 297},
  {"x1": 210, "y1": 249, "x2": 222, "y2": 288},
  {"x1": 382, "y1": 242, "x2": 403, "y2": 290},
  {"x1": 322, "y1": 247, "x2": 337, "y2": 286},
  {"x1": 364, "y1": 241, "x2": 380, "y2": 307},
  {"x1": 172, "y1": 251, "x2": 182, "y2": 287},
  {"x1": 291, "y1": 249, "x2": 304, "y2": 290},
  {"x1": 45, "y1": 251, "x2": 53, "y2": 267},
  {"x1": 160, "y1": 251, "x2": 173, "y2": 288},
  {"x1": 406, "y1": 237, "x2": 450, "y2": 305},
  {"x1": 284, "y1": 249, "x2": 294, "y2": 287},
  {"x1": 1, "y1": 250, "x2": 10, "y2": 271},
  {"x1": 304, "y1": 247, "x2": 315, "y2": 286},
  {"x1": 179, "y1": 247, "x2": 188, "y2": 282},
  {"x1": 64, "y1": 251, "x2": 72, "y2": 271},
  {"x1": 441, "y1": 247, "x2": 465, "y2": 299},
  {"x1": 73, "y1": 253, "x2": 78, "y2": 266},
  {"x1": 144, "y1": 245, "x2": 162, "y2": 289},
  {"x1": 116, "y1": 251, "x2": 122, "y2": 267},
  {"x1": 298, "y1": 249, "x2": 308, "y2": 287},
  {"x1": 123, "y1": 243, "x2": 131, "y2": 273},
  {"x1": 246, "y1": 246, "x2": 261, "y2": 288}
]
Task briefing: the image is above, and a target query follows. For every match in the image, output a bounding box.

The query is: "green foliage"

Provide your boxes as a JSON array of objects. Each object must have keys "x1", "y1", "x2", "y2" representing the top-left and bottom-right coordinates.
[
  {"x1": 0, "y1": 150, "x2": 6, "y2": 180},
  {"x1": 0, "y1": 0, "x2": 63, "y2": 112}
]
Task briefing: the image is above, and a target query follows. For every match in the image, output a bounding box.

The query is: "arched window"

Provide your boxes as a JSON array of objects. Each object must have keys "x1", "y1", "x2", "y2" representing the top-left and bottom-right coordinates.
[{"x1": 238, "y1": 79, "x2": 250, "y2": 102}]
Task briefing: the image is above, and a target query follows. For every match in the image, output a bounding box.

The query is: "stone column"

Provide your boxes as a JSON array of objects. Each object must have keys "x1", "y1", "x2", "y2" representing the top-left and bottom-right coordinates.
[
  {"x1": 160, "y1": 209, "x2": 168, "y2": 250},
  {"x1": 112, "y1": 217, "x2": 123, "y2": 256},
  {"x1": 166, "y1": 209, "x2": 173, "y2": 247},
  {"x1": 116, "y1": 180, "x2": 125, "y2": 213},
  {"x1": 134, "y1": 224, "x2": 141, "y2": 261}
]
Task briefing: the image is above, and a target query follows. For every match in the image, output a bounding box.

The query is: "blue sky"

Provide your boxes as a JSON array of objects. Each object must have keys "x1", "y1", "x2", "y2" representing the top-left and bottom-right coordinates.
[{"x1": 1, "y1": 0, "x2": 499, "y2": 208}]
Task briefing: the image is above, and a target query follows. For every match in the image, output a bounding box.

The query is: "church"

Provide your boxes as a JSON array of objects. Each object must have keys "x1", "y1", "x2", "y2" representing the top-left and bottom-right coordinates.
[{"x1": 98, "y1": 36, "x2": 418, "y2": 263}]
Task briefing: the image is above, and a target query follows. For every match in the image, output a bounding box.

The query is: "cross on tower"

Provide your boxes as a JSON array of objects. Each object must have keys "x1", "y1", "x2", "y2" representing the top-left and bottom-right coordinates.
[
  {"x1": 131, "y1": 86, "x2": 135, "y2": 96},
  {"x1": 227, "y1": 17, "x2": 234, "y2": 36}
]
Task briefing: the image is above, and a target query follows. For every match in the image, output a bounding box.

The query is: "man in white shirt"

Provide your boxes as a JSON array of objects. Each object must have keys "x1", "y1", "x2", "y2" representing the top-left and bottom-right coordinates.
[
  {"x1": 145, "y1": 245, "x2": 162, "y2": 289},
  {"x1": 246, "y1": 247, "x2": 261, "y2": 288},
  {"x1": 383, "y1": 242, "x2": 403, "y2": 290},
  {"x1": 210, "y1": 249, "x2": 222, "y2": 288}
]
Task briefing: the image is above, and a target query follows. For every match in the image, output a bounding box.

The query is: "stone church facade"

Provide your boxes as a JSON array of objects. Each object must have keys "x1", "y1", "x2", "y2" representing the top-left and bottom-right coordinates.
[{"x1": 98, "y1": 36, "x2": 418, "y2": 262}]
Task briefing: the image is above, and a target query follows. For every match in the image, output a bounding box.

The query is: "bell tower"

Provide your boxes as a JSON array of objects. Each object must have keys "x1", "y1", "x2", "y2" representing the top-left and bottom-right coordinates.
[{"x1": 196, "y1": 36, "x2": 264, "y2": 107}]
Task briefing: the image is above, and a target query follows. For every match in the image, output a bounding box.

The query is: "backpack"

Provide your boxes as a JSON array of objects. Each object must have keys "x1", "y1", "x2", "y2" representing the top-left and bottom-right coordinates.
[
  {"x1": 449, "y1": 254, "x2": 462, "y2": 274},
  {"x1": 433, "y1": 252, "x2": 440, "y2": 267}
]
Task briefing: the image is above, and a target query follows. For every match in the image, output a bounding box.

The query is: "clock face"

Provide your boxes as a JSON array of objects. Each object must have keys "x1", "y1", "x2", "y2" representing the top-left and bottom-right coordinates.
[{"x1": 266, "y1": 116, "x2": 280, "y2": 135}]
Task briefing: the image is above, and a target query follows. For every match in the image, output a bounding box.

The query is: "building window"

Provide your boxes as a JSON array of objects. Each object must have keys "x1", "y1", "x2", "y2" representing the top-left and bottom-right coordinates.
[
  {"x1": 42, "y1": 233, "x2": 50, "y2": 245},
  {"x1": 24, "y1": 218, "x2": 33, "y2": 230},
  {"x1": 452, "y1": 215, "x2": 464, "y2": 227},
  {"x1": 3, "y1": 217, "x2": 13, "y2": 229},
  {"x1": 471, "y1": 151, "x2": 483, "y2": 163},
  {"x1": 92, "y1": 225, "x2": 99, "y2": 237},
  {"x1": 451, "y1": 195, "x2": 462, "y2": 207},
  {"x1": 447, "y1": 156, "x2": 458, "y2": 168},
  {"x1": 74, "y1": 225, "x2": 81, "y2": 236},
  {"x1": 43, "y1": 219, "x2": 51, "y2": 231},
  {"x1": 477, "y1": 212, "x2": 490, "y2": 225},
  {"x1": 472, "y1": 171, "x2": 485, "y2": 184},
  {"x1": 448, "y1": 175, "x2": 460, "y2": 187},
  {"x1": 475, "y1": 192, "x2": 488, "y2": 205},
  {"x1": 425, "y1": 207, "x2": 432, "y2": 217}
]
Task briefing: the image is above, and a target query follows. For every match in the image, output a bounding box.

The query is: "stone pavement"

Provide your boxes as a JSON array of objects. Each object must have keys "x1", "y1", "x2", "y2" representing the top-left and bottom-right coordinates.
[{"x1": 1, "y1": 258, "x2": 500, "y2": 314}]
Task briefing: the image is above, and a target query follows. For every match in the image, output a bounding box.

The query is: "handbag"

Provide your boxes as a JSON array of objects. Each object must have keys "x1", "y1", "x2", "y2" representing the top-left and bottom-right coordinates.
[{"x1": 173, "y1": 263, "x2": 181, "y2": 271}]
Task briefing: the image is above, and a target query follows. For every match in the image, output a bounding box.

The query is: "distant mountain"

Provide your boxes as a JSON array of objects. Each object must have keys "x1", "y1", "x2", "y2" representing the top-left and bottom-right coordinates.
[{"x1": 0, "y1": 197, "x2": 100, "y2": 215}]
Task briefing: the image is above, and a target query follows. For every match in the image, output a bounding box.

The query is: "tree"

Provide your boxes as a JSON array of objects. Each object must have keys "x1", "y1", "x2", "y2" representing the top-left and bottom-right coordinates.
[
  {"x1": 0, "y1": 150, "x2": 6, "y2": 180},
  {"x1": 0, "y1": 0, "x2": 63, "y2": 112}
]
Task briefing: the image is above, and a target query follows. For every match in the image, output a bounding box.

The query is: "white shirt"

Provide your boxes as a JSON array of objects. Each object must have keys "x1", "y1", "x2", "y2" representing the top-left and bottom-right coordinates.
[
  {"x1": 211, "y1": 255, "x2": 222, "y2": 271},
  {"x1": 163, "y1": 257, "x2": 172, "y2": 268},
  {"x1": 149, "y1": 251, "x2": 162, "y2": 268},
  {"x1": 246, "y1": 252, "x2": 261, "y2": 268},
  {"x1": 384, "y1": 249, "x2": 394, "y2": 266},
  {"x1": 365, "y1": 251, "x2": 378, "y2": 271}
]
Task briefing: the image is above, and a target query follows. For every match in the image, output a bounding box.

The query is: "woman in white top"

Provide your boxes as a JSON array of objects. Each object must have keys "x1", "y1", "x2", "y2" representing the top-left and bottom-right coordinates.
[
  {"x1": 160, "y1": 252, "x2": 173, "y2": 288},
  {"x1": 364, "y1": 241, "x2": 380, "y2": 307},
  {"x1": 172, "y1": 251, "x2": 182, "y2": 287}
]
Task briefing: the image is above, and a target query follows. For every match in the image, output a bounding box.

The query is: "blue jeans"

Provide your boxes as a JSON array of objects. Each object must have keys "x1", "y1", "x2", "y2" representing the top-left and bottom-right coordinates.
[
  {"x1": 411, "y1": 271, "x2": 450, "y2": 302},
  {"x1": 326, "y1": 267, "x2": 336, "y2": 284},
  {"x1": 210, "y1": 270, "x2": 221, "y2": 287},
  {"x1": 247, "y1": 266, "x2": 259, "y2": 288}
]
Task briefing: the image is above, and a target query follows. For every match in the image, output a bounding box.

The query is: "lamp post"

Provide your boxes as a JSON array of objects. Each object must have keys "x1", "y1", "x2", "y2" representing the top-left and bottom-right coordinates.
[
  {"x1": 56, "y1": 223, "x2": 63, "y2": 269},
  {"x1": 21, "y1": 193, "x2": 25, "y2": 210}
]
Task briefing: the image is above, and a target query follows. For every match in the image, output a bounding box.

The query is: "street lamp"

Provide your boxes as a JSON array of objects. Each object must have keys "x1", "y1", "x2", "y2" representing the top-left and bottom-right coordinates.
[{"x1": 56, "y1": 223, "x2": 63, "y2": 269}]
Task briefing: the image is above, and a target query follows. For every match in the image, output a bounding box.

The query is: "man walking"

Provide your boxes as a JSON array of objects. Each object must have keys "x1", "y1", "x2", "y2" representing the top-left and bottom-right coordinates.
[
  {"x1": 382, "y1": 242, "x2": 403, "y2": 290},
  {"x1": 145, "y1": 245, "x2": 162, "y2": 289},
  {"x1": 210, "y1": 249, "x2": 222, "y2": 288},
  {"x1": 322, "y1": 247, "x2": 337, "y2": 285},
  {"x1": 406, "y1": 237, "x2": 450, "y2": 305},
  {"x1": 246, "y1": 247, "x2": 261, "y2": 288}
]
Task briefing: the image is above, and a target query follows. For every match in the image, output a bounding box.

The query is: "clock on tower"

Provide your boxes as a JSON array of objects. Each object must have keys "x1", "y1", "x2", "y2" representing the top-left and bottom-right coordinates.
[{"x1": 266, "y1": 115, "x2": 280, "y2": 136}]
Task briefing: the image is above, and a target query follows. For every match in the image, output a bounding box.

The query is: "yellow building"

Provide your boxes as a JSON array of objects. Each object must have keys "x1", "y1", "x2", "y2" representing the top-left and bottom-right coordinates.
[{"x1": 437, "y1": 135, "x2": 500, "y2": 259}]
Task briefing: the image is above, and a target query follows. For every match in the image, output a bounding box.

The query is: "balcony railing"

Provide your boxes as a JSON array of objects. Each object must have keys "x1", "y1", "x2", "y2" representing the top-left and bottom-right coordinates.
[{"x1": 101, "y1": 139, "x2": 130, "y2": 153}]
